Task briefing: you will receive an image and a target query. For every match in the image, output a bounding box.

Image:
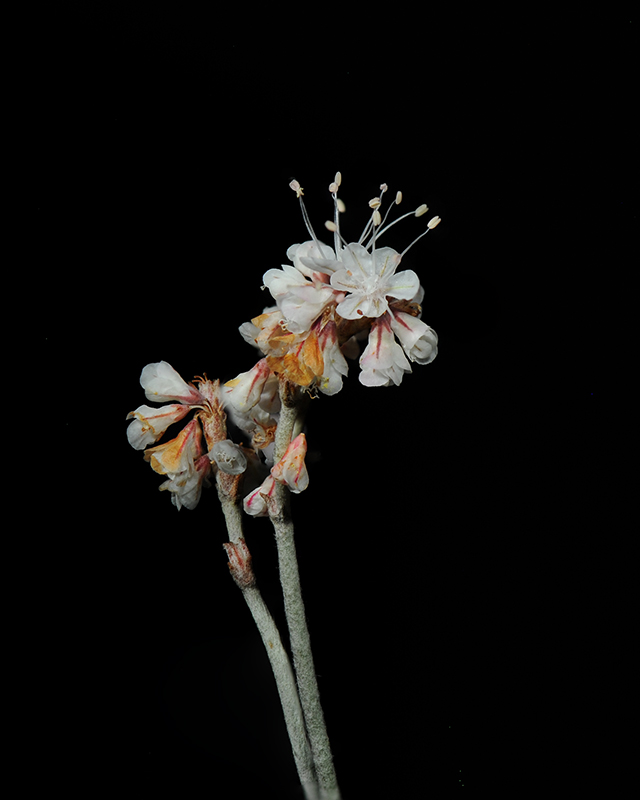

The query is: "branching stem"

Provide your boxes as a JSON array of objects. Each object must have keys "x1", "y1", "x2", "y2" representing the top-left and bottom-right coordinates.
[{"x1": 217, "y1": 480, "x2": 319, "y2": 800}]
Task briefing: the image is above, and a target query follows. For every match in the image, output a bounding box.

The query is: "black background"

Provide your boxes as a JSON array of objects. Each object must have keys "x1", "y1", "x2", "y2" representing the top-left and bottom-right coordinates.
[{"x1": 31, "y1": 6, "x2": 629, "y2": 796}]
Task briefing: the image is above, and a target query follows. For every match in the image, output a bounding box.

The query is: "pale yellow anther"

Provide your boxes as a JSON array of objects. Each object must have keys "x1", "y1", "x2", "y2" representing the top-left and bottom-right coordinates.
[
  {"x1": 427, "y1": 215, "x2": 442, "y2": 229},
  {"x1": 415, "y1": 204, "x2": 429, "y2": 217},
  {"x1": 325, "y1": 220, "x2": 338, "y2": 231},
  {"x1": 289, "y1": 179, "x2": 304, "y2": 198},
  {"x1": 395, "y1": 191, "x2": 403, "y2": 205}
]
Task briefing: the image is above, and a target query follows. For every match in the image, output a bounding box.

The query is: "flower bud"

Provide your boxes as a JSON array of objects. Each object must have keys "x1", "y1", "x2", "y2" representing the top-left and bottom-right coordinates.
[
  {"x1": 223, "y1": 539, "x2": 256, "y2": 588},
  {"x1": 210, "y1": 440, "x2": 247, "y2": 475}
]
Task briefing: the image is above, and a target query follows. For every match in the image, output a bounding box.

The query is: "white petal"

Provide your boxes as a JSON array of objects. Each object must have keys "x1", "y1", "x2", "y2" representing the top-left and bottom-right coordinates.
[
  {"x1": 140, "y1": 362, "x2": 203, "y2": 404},
  {"x1": 385, "y1": 269, "x2": 420, "y2": 301}
]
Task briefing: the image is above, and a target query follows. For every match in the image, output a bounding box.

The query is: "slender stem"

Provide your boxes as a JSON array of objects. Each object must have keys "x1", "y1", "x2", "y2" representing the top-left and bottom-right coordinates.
[
  {"x1": 270, "y1": 382, "x2": 341, "y2": 800},
  {"x1": 218, "y1": 481, "x2": 319, "y2": 800}
]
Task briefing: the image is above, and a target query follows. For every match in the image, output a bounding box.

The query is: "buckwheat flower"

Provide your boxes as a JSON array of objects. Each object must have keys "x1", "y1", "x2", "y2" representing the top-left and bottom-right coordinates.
[
  {"x1": 330, "y1": 244, "x2": 420, "y2": 321},
  {"x1": 262, "y1": 265, "x2": 337, "y2": 334},
  {"x1": 144, "y1": 417, "x2": 204, "y2": 476},
  {"x1": 144, "y1": 418, "x2": 212, "y2": 510},
  {"x1": 286, "y1": 241, "x2": 341, "y2": 278},
  {"x1": 160, "y1": 454, "x2": 211, "y2": 510},
  {"x1": 271, "y1": 433, "x2": 309, "y2": 494},
  {"x1": 126, "y1": 403, "x2": 191, "y2": 450},
  {"x1": 315, "y1": 313, "x2": 349, "y2": 395},
  {"x1": 243, "y1": 474, "x2": 277, "y2": 517},
  {"x1": 140, "y1": 361, "x2": 205, "y2": 405},
  {"x1": 359, "y1": 314, "x2": 412, "y2": 387},
  {"x1": 223, "y1": 358, "x2": 272, "y2": 413},
  {"x1": 389, "y1": 310, "x2": 439, "y2": 365}
]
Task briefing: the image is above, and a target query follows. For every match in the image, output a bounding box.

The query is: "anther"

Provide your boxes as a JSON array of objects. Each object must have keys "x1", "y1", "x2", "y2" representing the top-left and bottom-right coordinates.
[
  {"x1": 289, "y1": 179, "x2": 304, "y2": 198},
  {"x1": 427, "y1": 216, "x2": 442, "y2": 229},
  {"x1": 415, "y1": 204, "x2": 429, "y2": 217}
]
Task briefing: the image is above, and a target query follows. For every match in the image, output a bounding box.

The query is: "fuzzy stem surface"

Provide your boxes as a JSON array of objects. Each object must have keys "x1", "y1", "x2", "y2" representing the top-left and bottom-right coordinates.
[
  {"x1": 270, "y1": 382, "x2": 341, "y2": 800},
  {"x1": 218, "y1": 481, "x2": 319, "y2": 800}
]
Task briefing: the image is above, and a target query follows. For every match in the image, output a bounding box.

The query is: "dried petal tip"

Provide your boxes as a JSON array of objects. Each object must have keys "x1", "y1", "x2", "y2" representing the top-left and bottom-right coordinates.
[
  {"x1": 289, "y1": 179, "x2": 304, "y2": 197},
  {"x1": 415, "y1": 204, "x2": 429, "y2": 217},
  {"x1": 427, "y1": 215, "x2": 442, "y2": 229}
]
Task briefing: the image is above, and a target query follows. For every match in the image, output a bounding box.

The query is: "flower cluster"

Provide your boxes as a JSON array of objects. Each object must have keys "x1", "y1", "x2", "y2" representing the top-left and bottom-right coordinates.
[
  {"x1": 126, "y1": 360, "x2": 310, "y2": 511},
  {"x1": 240, "y1": 174, "x2": 439, "y2": 390},
  {"x1": 127, "y1": 173, "x2": 440, "y2": 509}
]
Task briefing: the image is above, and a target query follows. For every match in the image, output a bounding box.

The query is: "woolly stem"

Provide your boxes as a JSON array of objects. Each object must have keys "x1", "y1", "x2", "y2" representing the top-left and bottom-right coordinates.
[
  {"x1": 270, "y1": 381, "x2": 341, "y2": 800},
  {"x1": 218, "y1": 481, "x2": 319, "y2": 800}
]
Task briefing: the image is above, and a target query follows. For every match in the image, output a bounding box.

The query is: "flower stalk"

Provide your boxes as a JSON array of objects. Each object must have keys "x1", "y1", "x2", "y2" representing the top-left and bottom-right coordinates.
[
  {"x1": 219, "y1": 485, "x2": 319, "y2": 800},
  {"x1": 268, "y1": 379, "x2": 341, "y2": 800}
]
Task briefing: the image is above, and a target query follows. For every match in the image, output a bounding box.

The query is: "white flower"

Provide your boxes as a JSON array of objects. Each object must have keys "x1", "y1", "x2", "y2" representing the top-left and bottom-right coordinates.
[
  {"x1": 143, "y1": 418, "x2": 212, "y2": 510},
  {"x1": 330, "y1": 243, "x2": 420, "y2": 320},
  {"x1": 389, "y1": 310, "x2": 438, "y2": 365},
  {"x1": 263, "y1": 265, "x2": 337, "y2": 335},
  {"x1": 359, "y1": 314, "x2": 412, "y2": 387},
  {"x1": 315, "y1": 315, "x2": 349, "y2": 395},
  {"x1": 126, "y1": 403, "x2": 191, "y2": 450},
  {"x1": 140, "y1": 361, "x2": 204, "y2": 405},
  {"x1": 286, "y1": 241, "x2": 340, "y2": 278},
  {"x1": 223, "y1": 358, "x2": 272, "y2": 413},
  {"x1": 160, "y1": 455, "x2": 211, "y2": 510},
  {"x1": 243, "y1": 474, "x2": 277, "y2": 517}
]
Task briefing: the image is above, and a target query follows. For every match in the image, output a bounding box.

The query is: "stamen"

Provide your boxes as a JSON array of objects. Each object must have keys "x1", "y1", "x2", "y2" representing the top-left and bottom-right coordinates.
[
  {"x1": 375, "y1": 205, "x2": 429, "y2": 241},
  {"x1": 399, "y1": 216, "x2": 442, "y2": 259},
  {"x1": 290, "y1": 177, "x2": 323, "y2": 252},
  {"x1": 329, "y1": 173, "x2": 345, "y2": 253}
]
